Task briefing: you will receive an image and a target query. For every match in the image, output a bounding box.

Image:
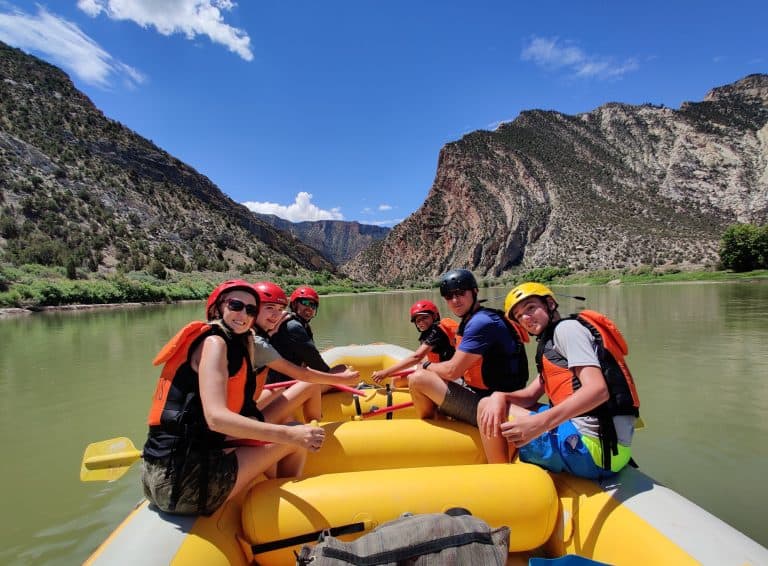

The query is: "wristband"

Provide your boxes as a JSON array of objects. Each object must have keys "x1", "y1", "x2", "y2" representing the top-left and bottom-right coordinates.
[{"x1": 422, "y1": 360, "x2": 431, "y2": 370}]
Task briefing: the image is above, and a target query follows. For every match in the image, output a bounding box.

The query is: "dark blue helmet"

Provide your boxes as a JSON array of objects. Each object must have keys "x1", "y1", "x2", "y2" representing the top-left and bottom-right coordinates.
[{"x1": 439, "y1": 269, "x2": 478, "y2": 297}]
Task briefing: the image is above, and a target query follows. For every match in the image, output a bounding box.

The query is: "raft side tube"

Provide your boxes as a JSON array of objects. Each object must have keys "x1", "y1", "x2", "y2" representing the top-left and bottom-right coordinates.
[
  {"x1": 321, "y1": 343, "x2": 415, "y2": 386},
  {"x1": 303, "y1": 419, "x2": 486, "y2": 477},
  {"x1": 546, "y1": 468, "x2": 768, "y2": 565},
  {"x1": 242, "y1": 463, "x2": 559, "y2": 566}
]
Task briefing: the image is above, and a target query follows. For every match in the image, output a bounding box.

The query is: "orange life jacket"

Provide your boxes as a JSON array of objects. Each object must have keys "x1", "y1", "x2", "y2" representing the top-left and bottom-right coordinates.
[
  {"x1": 426, "y1": 318, "x2": 459, "y2": 364},
  {"x1": 147, "y1": 321, "x2": 262, "y2": 428},
  {"x1": 535, "y1": 310, "x2": 639, "y2": 411},
  {"x1": 147, "y1": 321, "x2": 266, "y2": 434},
  {"x1": 535, "y1": 310, "x2": 640, "y2": 469}
]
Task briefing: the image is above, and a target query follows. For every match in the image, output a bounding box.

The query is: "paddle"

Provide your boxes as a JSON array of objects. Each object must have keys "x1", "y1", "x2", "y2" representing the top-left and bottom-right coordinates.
[
  {"x1": 389, "y1": 368, "x2": 416, "y2": 378},
  {"x1": 80, "y1": 437, "x2": 142, "y2": 482},
  {"x1": 263, "y1": 381, "x2": 367, "y2": 396},
  {"x1": 353, "y1": 401, "x2": 414, "y2": 419},
  {"x1": 80, "y1": 416, "x2": 325, "y2": 482},
  {"x1": 80, "y1": 436, "x2": 272, "y2": 482}
]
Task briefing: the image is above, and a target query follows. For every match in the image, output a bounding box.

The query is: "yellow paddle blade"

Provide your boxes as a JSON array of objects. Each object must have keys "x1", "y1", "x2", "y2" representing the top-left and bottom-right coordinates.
[
  {"x1": 80, "y1": 437, "x2": 142, "y2": 482},
  {"x1": 636, "y1": 416, "x2": 646, "y2": 430}
]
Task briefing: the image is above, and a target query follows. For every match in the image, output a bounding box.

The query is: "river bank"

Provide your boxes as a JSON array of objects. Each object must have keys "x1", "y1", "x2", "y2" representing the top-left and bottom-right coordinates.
[{"x1": 2, "y1": 268, "x2": 767, "y2": 318}]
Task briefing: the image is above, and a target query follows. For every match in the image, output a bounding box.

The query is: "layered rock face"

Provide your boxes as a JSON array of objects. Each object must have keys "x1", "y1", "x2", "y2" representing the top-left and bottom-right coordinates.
[{"x1": 343, "y1": 75, "x2": 768, "y2": 284}]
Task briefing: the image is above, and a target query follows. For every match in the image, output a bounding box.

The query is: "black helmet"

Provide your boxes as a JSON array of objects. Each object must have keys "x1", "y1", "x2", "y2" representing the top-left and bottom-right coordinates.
[{"x1": 439, "y1": 269, "x2": 478, "y2": 297}]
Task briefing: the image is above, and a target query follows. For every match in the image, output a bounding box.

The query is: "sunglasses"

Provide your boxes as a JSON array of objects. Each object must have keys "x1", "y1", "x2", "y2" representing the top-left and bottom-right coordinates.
[
  {"x1": 296, "y1": 298, "x2": 318, "y2": 309},
  {"x1": 224, "y1": 298, "x2": 258, "y2": 317},
  {"x1": 443, "y1": 290, "x2": 467, "y2": 300}
]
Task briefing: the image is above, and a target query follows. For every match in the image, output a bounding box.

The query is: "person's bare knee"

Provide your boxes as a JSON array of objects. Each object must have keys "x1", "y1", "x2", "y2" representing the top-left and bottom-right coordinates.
[
  {"x1": 230, "y1": 444, "x2": 300, "y2": 500},
  {"x1": 262, "y1": 382, "x2": 321, "y2": 424}
]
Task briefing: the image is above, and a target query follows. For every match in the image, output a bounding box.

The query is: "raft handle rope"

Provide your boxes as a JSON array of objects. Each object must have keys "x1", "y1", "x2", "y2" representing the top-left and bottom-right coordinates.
[{"x1": 251, "y1": 521, "x2": 368, "y2": 555}]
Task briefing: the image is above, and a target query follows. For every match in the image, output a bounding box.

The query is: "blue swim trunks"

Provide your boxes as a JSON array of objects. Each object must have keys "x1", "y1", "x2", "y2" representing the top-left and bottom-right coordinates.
[{"x1": 517, "y1": 405, "x2": 617, "y2": 480}]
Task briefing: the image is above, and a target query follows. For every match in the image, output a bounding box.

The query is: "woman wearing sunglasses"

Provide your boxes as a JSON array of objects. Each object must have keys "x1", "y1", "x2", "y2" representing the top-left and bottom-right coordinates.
[{"x1": 141, "y1": 279, "x2": 359, "y2": 517}]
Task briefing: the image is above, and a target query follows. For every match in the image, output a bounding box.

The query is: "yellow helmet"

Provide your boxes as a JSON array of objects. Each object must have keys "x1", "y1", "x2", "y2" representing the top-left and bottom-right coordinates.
[{"x1": 504, "y1": 282, "x2": 555, "y2": 318}]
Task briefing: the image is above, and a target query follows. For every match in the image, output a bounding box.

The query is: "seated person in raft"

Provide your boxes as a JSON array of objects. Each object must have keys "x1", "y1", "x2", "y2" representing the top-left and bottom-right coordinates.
[
  {"x1": 264, "y1": 285, "x2": 347, "y2": 415},
  {"x1": 478, "y1": 282, "x2": 639, "y2": 480},
  {"x1": 371, "y1": 299, "x2": 457, "y2": 387},
  {"x1": 403, "y1": 269, "x2": 529, "y2": 427},
  {"x1": 141, "y1": 280, "x2": 359, "y2": 516}
]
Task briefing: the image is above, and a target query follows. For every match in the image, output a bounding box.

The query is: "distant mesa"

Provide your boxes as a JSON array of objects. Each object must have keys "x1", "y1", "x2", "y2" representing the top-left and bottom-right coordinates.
[{"x1": 251, "y1": 213, "x2": 390, "y2": 266}]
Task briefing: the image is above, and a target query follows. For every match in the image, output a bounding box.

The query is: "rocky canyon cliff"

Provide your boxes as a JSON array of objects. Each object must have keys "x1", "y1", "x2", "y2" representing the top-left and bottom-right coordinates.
[{"x1": 343, "y1": 74, "x2": 768, "y2": 284}]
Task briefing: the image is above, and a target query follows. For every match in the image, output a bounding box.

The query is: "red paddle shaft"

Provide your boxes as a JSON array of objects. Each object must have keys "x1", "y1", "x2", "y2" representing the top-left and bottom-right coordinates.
[
  {"x1": 263, "y1": 381, "x2": 366, "y2": 396},
  {"x1": 360, "y1": 401, "x2": 415, "y2": 418}
]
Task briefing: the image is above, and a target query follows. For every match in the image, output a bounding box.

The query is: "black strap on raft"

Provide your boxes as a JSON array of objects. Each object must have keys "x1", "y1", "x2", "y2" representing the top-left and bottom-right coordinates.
[
  {"x1": 251, "y1": 521, "x2": 366, "y2": 555},
  {"x1": 386, "y1": 384, "x2": 393, "y2": 420},
  {"x1": 353, "y1": 394, "x2": 362, "y2": 416},
  {"x1": 598, "y1": 411, "x2": 619, "y2": 471}
]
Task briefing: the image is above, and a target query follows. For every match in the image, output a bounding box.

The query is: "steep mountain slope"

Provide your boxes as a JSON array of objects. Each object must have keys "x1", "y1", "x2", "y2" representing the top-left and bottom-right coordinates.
[
  {"x1": 343, "y1": 74, "x2": 768, "y2": 284},
  {"x1": 253, "y1": 213, "x2": 390, "y2": 265},
  {"x1": 0, "y1": 42, "x2": 333, "y2": 276}
]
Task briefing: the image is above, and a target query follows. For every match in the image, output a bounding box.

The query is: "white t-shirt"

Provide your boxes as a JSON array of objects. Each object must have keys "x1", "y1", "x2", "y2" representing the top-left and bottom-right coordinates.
[{"x1": 552, "y1": 319, "x2": 635, "y2": 446}]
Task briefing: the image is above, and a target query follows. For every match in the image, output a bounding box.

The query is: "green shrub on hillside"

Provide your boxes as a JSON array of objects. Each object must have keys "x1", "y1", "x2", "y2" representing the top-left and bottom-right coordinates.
[{"x1": 719, "y1": 223, "x2": 768, "y2": 272}]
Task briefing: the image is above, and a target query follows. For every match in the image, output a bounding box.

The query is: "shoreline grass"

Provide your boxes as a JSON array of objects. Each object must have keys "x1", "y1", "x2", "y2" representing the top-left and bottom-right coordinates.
[{"x1": 1, "y1": 263, "x2": 766, "y2": 313}]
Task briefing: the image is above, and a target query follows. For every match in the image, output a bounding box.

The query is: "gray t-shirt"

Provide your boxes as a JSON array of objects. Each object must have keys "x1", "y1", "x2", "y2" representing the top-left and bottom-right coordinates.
[
  {"x1": 252, "y1": 334, "x2": 282, "y2": 368},
  {"x1": 552, "y1": 319, "x2": 635, "y2": 446}
]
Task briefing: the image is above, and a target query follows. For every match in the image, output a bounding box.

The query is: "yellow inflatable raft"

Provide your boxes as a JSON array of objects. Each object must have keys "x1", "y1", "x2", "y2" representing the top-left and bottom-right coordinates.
[
  {"x1": 303, "y1": 419, "x2": 485, "y2": 476},
  {"x1": 83, "y1": 344, "x2": 768, "y2": 566},
  {"x1": 319, "y1": 387, "x2": 417, "y2": 421},
  {"x1": 243, "y1": 463, "x2": 559, "y2": 565}
]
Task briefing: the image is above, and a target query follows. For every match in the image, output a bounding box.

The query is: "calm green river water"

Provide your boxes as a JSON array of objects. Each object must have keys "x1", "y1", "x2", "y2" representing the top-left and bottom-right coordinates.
[{"x1": 1, "y1": 282, "x2": 767, "y2": 563}]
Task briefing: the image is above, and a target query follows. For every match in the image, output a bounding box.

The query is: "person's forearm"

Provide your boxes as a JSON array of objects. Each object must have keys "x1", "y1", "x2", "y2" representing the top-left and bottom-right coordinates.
[
  {"x1": 536, "y1": 385, "x2": 608, "y2": 431},
  {"x1": 428, "y1": 359, "x2": 463, "y2": 381},
  {"x1": 204, "y1": 409, "x2": 294, "y2": 443},
  {"x1": 380, "y1": 356, "x2": 420, "y2": 376},
  {"x1": 503, "y1": 389, "x2": 539, "y2": 408},
  {"x1": 300, "y1": 366, "x2": 349, "y2": 384}
]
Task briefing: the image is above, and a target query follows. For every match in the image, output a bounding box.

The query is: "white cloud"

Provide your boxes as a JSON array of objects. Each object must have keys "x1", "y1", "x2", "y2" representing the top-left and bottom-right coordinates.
[
  {"x1": 521, "y1": 36, "x2": 638, "y2": 80},
  {"x1": 378, "y1": 204, "x2": 392, "y2": 211},
  {"x1": 243, "y1": 192, "x2": 344, "y2": 222},
  {"x1": 0, "y1": 5, "x2": 144, "y2": 88},
  {"x1": 77, "y1": 0, "x2": 253, "y2": 61}
]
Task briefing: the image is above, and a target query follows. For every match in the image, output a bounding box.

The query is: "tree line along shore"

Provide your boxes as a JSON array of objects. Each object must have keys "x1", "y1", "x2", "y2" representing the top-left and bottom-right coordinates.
[
  {"x1": 1, "y1": 262, "x2": 766, "y2": 316},
  {"x1": 2, "y1": 222, "x2": 766, "y2": 312}
]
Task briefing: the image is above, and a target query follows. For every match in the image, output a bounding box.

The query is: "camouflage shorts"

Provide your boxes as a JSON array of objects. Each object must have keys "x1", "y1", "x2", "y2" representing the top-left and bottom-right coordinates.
[{"x1": 141, "y1": 450, "x2": 238, "y2": 516}]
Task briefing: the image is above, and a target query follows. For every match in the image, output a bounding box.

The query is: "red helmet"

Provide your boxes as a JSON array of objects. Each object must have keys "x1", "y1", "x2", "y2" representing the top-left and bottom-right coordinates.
[
  {"x1": 252, "y1": 281, "x2": 288, "y2": 306},
  {"x1": 206, "y1": 279, "x2": 257, "y2": 320},
  {"x1": 409, "y1": 300, "x2": 440, "y2": 322},
  {"x1": 290, "y1": 285, "x2": 320, "y2": 304}
]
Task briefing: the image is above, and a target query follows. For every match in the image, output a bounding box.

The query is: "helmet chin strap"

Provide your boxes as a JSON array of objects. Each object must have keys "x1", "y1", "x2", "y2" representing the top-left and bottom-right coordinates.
[
  {"x1": 460, "y1": 289, "x2": 479, "y2": 324},
  {"x1": 546, "y1": 298, "x2": 560, "y2": 327}
]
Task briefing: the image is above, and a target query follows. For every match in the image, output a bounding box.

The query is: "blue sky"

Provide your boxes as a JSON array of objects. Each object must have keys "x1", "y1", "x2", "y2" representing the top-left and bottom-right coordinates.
[{"x1": 0, "y1": 1, "x2": 765, "y2": 227}]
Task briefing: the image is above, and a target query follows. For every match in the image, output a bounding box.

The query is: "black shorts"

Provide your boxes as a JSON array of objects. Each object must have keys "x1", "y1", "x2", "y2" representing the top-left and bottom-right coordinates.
[{"x1": 438, "y1": 381, "x2": 492, "y2": 426}]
